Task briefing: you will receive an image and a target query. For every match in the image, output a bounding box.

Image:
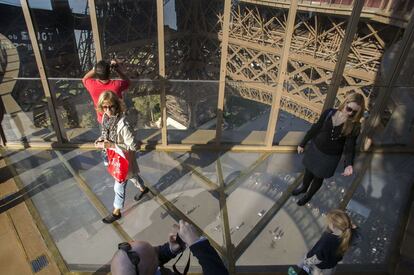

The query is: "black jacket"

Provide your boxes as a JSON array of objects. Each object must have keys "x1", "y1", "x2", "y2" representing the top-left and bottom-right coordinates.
[
  {"x1": 300, "y1": 108, "x2": 360, "y2": 167},
  {"x1": 158, "y1": 239, "x2": 229, "y2": 275}
]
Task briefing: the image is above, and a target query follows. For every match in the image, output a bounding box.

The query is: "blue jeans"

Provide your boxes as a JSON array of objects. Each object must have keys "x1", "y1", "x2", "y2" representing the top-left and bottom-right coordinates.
[
  {"x1": 130, "y1": 174, "x2": 146, "y2": 190},
  {"x1": 113, "y1": 180, "x2": 127, "y2": 209}
]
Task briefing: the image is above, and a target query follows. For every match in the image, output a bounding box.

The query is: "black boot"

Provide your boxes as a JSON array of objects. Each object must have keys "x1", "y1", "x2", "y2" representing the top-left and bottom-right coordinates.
[
  {"x1": 292, "y1": 184, "x2": 309, "y2": 196},
  {"x1": 102, "y1": 212, "x2": 122, "y2": 224},
  {"x1": 134, "y1": 187, "x2": 149, "y2": 201},
  {"x1": 297, "y1": 193, "x2": 313, "y2": 206},
  {"x1": 297, "y1": 177, "x2": 323, "y2": 206},
  {"x1": 293, "y1": 169, "x2": 315, "y2": 196}
]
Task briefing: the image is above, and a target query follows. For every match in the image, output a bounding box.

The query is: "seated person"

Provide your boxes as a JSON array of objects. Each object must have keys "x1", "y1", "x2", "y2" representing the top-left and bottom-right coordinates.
[{"x1": 111, "y1": 220, "x2": 229, "y2": 275}]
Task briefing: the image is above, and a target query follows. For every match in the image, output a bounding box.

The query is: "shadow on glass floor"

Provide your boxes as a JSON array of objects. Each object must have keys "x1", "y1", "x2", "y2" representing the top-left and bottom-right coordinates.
[{"x1": 2, "y1": 148, "x2": 414, "y2": 272}]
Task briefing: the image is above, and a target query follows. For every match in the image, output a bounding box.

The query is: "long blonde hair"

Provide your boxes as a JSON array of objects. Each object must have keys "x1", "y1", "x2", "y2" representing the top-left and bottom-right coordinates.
[
  {"x1": 96, "y1": 91, "x2": 125, "y2": 115},
  {"x1": 326, "y1": 209, "x2": 353, "y2": 256},
  {"x1": 337, "y1": 93, "x2": 365, "y2": 136}
]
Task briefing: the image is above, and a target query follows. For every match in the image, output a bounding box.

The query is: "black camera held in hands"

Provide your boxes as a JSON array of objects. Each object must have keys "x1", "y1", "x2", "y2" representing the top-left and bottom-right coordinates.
[
  {"x1": 175, "y1": 233, "x2": 186, "y2": 250},
  {"x1": 110, "y1": 53, "x2": 119, "y2": 70}
]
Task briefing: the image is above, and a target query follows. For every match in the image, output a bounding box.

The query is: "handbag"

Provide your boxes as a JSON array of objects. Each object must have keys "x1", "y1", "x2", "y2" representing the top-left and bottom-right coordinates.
[{"x1": 106, "y1": 146, "x2": 129, "y2": 182}]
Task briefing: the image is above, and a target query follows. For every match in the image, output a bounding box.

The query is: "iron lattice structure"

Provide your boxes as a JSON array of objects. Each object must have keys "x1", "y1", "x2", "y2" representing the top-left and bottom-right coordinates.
[
  {"x1": 84, "y1": 1, "x2": 405, "y2": 125},
  {"x1": 225, "y1": 2, "x2": 403, "y2": 122}
]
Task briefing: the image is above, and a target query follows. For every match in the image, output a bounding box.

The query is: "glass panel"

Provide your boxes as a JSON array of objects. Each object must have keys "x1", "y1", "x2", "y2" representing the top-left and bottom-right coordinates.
[
  {"x1": 126, "y1": 80, "x2": 162, "y2": 143},
  {"x1": 226, "y1": 153, "x2": 303, "y2": 246},
  {"x1": 96, "y1": 0, "x2": 158, "y2": 79},
  {"x1": 337, "y1": 20, "x2": 402, "y2": 111},
  {"x1": 160, "y1": 173, "x2": 223, "y2": 246},
  {"x1": 49, "y1": 79, "x2": 99, "y2": 142},
  {"x1": 236, "y1": 206, "x2": 322, "y2": 266},
  {"x1": 0, "y1": 2, "x2": 40, "y2": 77},
  {"x1": 28, "y1": 0, "x2": 94, "y2": 77},
  {"x1": 168, "y1": 151, "x2": 219, "y2": 185},
  {"x1": 225, "y1": 2, "x2": 285, "y2": 145},
  {"x1": 166, "y1": 81, "x2": 218, "y2": 144},
  {"x1": 368, "y1": 21, "x2": 414, "y2": 147},
  {"x1": 219, "y1": 152, "x2": 263, "y2": 186},
  {"x1": 235, "y1": 152, "x2": 414, "y2": 272},
  {"x1": 221, "y1": 81, "x2": 270, "y2": 145},
  {"x1": 6, "y1": 149, "x2": 123, "y2": 271},
  {"x1": 344, "y1": 153, "x2": 414, "y2": 264},
  {"x1": 1, "y1": 79, "x2": 55, "y2": 142},
  {"x1": 61, "y1": 149, "x2": 179, "y2": 246},
  {"x1": 163, "y1": 0, "x2": 223, "y2": 80},
  {"x1": 288, "y1": 153, "x2": 365, "y2": 214},
  {"x1": 49, "y1": 79, "x2": 161, "y2": 143},
  {"x1": 275, "y1": 10, "x2": 347, "y2": 144}
]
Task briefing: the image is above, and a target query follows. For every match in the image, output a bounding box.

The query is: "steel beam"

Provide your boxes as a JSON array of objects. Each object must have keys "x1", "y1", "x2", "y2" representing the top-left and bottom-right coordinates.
[
  {"x1": 361, "y1": 9, "x2": 414, "y2": 148},
  {"x1": 322, "y1": 0, "x2": 364, "y2": 111},
  {"x1": 264, "y1": 0, "x2": 298, "y2": 147},
  {"x1": 20, "y1": 0, "x2": 64, "y2": 144},
  {"x1": 215, "y1": 0, "x2": 233, "y2": 144},
  {"x1": 217, "y1": 158, "x2": 235, "y2": 274},
  {"x1": 88, "y1": 0, "x2": 103, "y2": 61},
  {"x1": 156, "y1": 0, "x2": 168, "y2": 146}
]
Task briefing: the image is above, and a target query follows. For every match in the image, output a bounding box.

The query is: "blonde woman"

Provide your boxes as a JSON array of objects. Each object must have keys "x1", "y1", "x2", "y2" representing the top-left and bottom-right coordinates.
[
  {"x1": 297, "y1": 209, "x2": 358, "y2": 275},
  {"x1": 95, "y1": 91, "x2": 149, "y2": 224},
  {"x1": 294, "y1": 93, "x2": 366, "y2": 206}
]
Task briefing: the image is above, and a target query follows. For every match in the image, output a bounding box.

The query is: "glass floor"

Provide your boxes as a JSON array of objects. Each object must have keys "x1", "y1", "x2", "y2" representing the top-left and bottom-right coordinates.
[{"x1": 2, "y1": 149, "x2": 413, "y2": 273}]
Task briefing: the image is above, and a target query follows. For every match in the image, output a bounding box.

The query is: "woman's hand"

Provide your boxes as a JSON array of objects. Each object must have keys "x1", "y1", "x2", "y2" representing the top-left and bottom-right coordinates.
[
  {"x1": 342, "y1": 165, "x2": 353, "y2": 176},
  {"x1": 297, "y1": 146, "x2": 304, "y2": 154},
  {"x1": 178, "y1": 220, "x2": 200, "y2": 247},
  {"x1": 168, "y1": 225, "x2": 182, "y2": 254},
  {"x1": 94, "y1": 140, "x2": 113, "y2": 149},
  {"x1": 94, "y1": 140, "x2": 104, "y2": 149},
  {"x1": 103, "y1": 140, "x2": 114, "y2": 149}
]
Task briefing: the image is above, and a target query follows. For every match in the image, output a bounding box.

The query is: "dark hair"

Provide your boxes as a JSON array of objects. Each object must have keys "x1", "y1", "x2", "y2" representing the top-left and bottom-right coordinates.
[{"x1": 95, "y1": 60, "x2": 110, "y2": 80}]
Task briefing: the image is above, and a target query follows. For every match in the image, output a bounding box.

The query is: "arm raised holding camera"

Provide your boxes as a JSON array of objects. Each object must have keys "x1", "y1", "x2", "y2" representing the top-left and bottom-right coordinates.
[
  {"x1": 165, "y1": 220, "x2": 229, "y2": 275},
  {"x1": 111, "y1": 59, "x2": 130, "y2": 83}
]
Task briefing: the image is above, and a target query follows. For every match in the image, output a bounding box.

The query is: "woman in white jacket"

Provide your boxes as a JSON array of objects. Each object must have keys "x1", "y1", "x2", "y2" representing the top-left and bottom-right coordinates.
[{"x1": 95, "y1": 91, "x2": 149, "y2": 224}]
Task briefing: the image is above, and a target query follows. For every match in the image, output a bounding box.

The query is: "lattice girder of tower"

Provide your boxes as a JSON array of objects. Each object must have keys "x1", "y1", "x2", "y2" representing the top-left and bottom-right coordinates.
[
  {"x1": 88, "y1": 0, "x2": 403, "y2": 125},
  {"x1": 223, "y1": 3, "x2": 403, "y2": 122}
]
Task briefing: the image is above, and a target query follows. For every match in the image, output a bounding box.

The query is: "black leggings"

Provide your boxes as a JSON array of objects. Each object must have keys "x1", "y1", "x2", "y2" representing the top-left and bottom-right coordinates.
[{"x1": 303, "y1": 168, "x2": 324, "y2": 195}]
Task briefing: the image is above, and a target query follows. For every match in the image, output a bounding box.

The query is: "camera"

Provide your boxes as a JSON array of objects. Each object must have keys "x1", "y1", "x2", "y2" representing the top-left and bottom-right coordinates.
[{"x1": 176, "y1": 233, "x2": 186, "y2": 250}]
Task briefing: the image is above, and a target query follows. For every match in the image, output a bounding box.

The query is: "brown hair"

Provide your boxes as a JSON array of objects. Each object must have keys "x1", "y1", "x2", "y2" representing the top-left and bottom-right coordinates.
[
  {"x1": 96, "y1": 91, "x2": 125, "y2": 115},
  {"x1": 337, "y1": 93, "x2": 365, "y2": 136},
  {"x1": 326, "y1": 209, "x2": 353, "y2": 256}
]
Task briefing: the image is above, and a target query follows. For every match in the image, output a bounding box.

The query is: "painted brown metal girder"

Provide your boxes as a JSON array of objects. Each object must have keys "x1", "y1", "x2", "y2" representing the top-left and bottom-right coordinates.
[
  {"x1": 217, "y1": 33, "x2": 377, "y2": 81},
  {"x1": 215, "y1": 0, "x2": 232, "y2": 144},
  {"x1": 323, "y1": 0, "x2": 364, "y2": 111},
  {"x1": 240, "y1": 0, "x2": 410, "y2": 28},
  {"x1": 228, "y1": 74, "x2": 322, "y2": 115},
  {"x1": 156, "y1": 0, "x2": 167, "y2": 145}
]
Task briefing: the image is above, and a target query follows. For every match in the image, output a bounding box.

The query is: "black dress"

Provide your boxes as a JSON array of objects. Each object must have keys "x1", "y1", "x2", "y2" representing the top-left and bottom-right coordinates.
[{"x1": 300, "y1": 109, "x2": 360, "y2": 178}]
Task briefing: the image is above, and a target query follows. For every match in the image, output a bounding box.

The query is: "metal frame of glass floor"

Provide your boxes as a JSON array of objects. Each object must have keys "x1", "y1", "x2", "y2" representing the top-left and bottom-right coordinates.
[{"x1": 1, "y1": 148, "x2": 413, "y2": 274}]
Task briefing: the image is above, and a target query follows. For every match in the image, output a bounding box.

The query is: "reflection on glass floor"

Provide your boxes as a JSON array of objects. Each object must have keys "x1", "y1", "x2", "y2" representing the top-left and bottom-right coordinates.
[{"x1": 3, "y1": 149, "x2": 414, "y2": 272}]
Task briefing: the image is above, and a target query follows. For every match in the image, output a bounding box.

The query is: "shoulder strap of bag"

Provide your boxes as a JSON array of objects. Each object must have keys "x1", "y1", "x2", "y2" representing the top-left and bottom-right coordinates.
[
  {"x1": 172, "y1": 251, "x2": 190, "y2": 275},
  {"x1": 324, "y1": 109, "x2": 334, "y2": 123}
]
